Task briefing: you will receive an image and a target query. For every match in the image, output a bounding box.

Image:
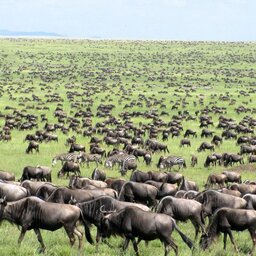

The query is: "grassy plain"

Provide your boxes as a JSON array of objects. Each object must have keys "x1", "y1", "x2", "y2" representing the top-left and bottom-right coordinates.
[{"x1": 0, "y1": 38, "x2": 255, "y2": 255}]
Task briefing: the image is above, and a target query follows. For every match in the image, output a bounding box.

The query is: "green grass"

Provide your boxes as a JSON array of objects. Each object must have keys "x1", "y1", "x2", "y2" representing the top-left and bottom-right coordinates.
[{"x1": 0, "y1": 38, "x2": 255, "y2": 255}]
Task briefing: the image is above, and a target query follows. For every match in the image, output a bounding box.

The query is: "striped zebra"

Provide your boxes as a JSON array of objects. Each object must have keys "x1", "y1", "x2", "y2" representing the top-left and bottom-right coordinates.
[
  {"x1": 120, "y1": 154, "x2": 137, "y2": 176},
  {"x1": 52, "y1": 152, "x2": 82, "y2": 166},
  {"x1": 78, "y1": 152, "x2": 102, "y2": 167},
  {"x1": 105, "y1": 152, "x2": 128, "y2": 169},
  {"x1": 157, "y1": 155, "x2": 186, "y2": 171}
]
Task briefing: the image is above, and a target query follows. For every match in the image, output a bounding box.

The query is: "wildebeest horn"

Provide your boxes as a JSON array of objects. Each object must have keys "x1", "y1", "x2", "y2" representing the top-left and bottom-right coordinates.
[{"x1": 99, "y1": 205, "x2": 116, "y2": 214}]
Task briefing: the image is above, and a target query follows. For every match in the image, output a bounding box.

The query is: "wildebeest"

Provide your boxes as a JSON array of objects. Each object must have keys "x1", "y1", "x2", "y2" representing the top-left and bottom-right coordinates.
[
  {"x1": 204, "y1": 174, "x2": 227, "y2": 189},
  {"x1": 199, "y1": 190, "x2": 247, "y2": 217},
  {"x1": 35, "y1": 183, "x2": 58, "y2": 200},
  {"x1": 204, "y1": 155, "x2": 217, "y2": 168},
  {"x1": 197, "y1": 142, "x2": 214, "y2": 152},
  {"x1": 119, "y1": 181, "x2": 158, "y2": 207},
  {"x1": 69, "y1": 176, "x2": 108, "y2": 189},
  {"x1": 0, "y1": 170, "x2": 15, "y2": 181},
  {"x1": 230, "y1": 183, "x2": 256, "y2": 196},
  {"x1": 57, "y1": 161, "x2": 80, "y2": 178},
  {"x1": 248, "y1": 155, "x2": 256, "y2": 163},
  {"x1": 190, "y1": 155, "x2": 198, "y2": 167},
  {"x1": 0, "y1": 182, "x2": 28, "y2": 201},
  {"x1": 157, "y1": 196, "x2": 205, "y2": 239},
  {"x1": 145, "y1": 181, "x2": 177, "y2": 199},
  {"x1": 240, "y1": 144, "x2": 256, "y2": 155},
  {"x1": 100, "y1": 206, "x2": 193, "y2": 256},
  {"x1": 69, "y1": 143, "x2": 85, "y2": 153},
  {"x1": 91, "y1": 168, "x2": 106, "y2": 181},
  {"x1": 19, "y1": 166, "x2": 49, "y2": 182},
  {"x1": 26, "y1": 141, "x2": 39, "y2": 154},
  {"x1": 221, "y1": 171, "x2": 241, "y2": 184},
  {"x1": 184, "y1": 129, "x2": 197, "y2": 138},
  {"x1": 222, "y1": 153, "x2": 244, "y2": 167},
  {"x1": 179, "y1": 138, "x2": 191, "y2": 147},
  {"x1": 201, "y1": 129, "x2": 214, "y2": 138},
  {"x1": 200, "y1": 208, "x2": 256, "y2": 255},
  {"x1": 179, "y1": 177, "x2": 199, "y2": 191},
  {"x1": 71, "y1": 196, "x2": 149, "y2": 251},
  {"x1": 21, "y1": 180, "x2": 46, "y2": 196},
  {"x1": 0, "y1": 196, "x2": 93, "y2": 252}
]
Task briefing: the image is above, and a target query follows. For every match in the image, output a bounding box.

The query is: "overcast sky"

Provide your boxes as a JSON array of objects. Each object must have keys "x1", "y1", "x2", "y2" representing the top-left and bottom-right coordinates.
[{"x1": 0, "y1": 0, "x2": 255, "y2": 41}]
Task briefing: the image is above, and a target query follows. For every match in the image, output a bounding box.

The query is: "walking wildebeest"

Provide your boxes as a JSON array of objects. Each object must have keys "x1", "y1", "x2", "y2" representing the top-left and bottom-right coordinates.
[
  {"x1": 57, "y1": 161, "x2": 80, "y2": 178},
  {"x1": 26, "y1": 141, "x2": 39, "y2": 154},
  {"x1": 0, "y1": 196, "x2": 93, "y2": 252},
  {"x1": 157, "y1": 196, "x2": 206, "y2": 239},
  {"x1": 200, "y1": 208, "x2": 256, "y2": 255},
  {"x1": 100, "y1": 206, "x2": 194, "y2": 256},
  {"x1": 204, "y1": 174, "x2": 227, "y2": 189}
]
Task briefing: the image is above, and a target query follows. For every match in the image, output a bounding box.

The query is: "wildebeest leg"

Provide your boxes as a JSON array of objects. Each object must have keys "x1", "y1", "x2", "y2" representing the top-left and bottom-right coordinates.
[
  {"x1": 164, "y1": 237, "x2": 178, "y2": 256},
  {"x1": 137, "y1": 238, "x2": 148, "y2": 247},
  {"x1": 18, "y1": 227, "x2": 27, "y2": 245},
  {"x1": 191, "y1": 220, "x2": 200, "y2": 240},
  {"x1": 131, "y1": 237, "x2": 139, "y2": 256},
  {"x1": 249, "y1": 230, "x2": 256, "y2": 255},
  {"x1": 34, "y1": 228, "x2": 46, "y2": 253},
  {"x1": 227, "y1": 229, "x2": 239, "y2": 253},
  {"x1": 64, "y1": 226, "x2": 76, "y2": 247},
  {"x1": 73, "y1": 227, "x2": 83, "y2": 249},
  {"x1": 223, "y1": 232, "x2": 227, "y2": 250},
  {"x1": 122, "y1": 238, "x2": 130, "y2": 252}
]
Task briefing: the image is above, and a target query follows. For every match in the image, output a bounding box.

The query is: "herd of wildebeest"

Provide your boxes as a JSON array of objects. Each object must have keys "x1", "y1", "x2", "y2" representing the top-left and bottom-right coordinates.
[{"x1": 0, "y1": 39, "x2": 256, "y2": 255}]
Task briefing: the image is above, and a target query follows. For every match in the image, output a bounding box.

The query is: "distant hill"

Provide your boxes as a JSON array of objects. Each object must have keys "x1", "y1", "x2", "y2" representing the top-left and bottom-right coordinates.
[{"x1": 0, "y1": 29, "x2": 63, "y2": 37}]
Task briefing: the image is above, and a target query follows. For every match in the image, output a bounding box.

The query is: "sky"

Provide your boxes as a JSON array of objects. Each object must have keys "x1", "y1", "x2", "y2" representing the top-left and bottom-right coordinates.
[{"x1": 0, "y1": 0, "x2": 255, "y2": 41}]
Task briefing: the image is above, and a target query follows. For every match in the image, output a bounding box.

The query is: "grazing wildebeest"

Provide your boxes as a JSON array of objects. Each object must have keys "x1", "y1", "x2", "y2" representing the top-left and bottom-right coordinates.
[
  {"x1": 223, "y1": 153, "x2": 244, "y2": 167},
  {"x1": 72, "y1": 196, "x2": 149, "y2": 251},
  {"x1": 191, "y1": 154, "x2": 198, "y2": 167},
  {"x1": 240, "y1": 145, "x2": 256, "y2": 155},
  {"x1": 204, "y1": 155, "x2": 217, "y2": 167},
  {"x1": 143, "y1": 152, "x2": 152, "y2": 165},
  {"x1": 0, "y1": 196, "x2": 93, "y2": 252},
  {"x1": 200, "y1": 208, "x2": 256, "y2": 255},
  {"x1": 100, "y1": 207, "x2": 194, "y2": 256},
  {"x1": 26, "y1": 141, "x2": 39, "y2": 154},
  {"x1": 91, "y1": 168, "x2": 106, "y2": 181},
  {"x1": 204, "y1": 174, "x2": 227, "y2": 189},
  {"x1": 179, "y1": 177, "x2": 199, "y2": 191},
  {"x1": 211, "y1": 135, "x2": 223, "y2": 146},
  {"x1": 197, "y1": 142, "x2": 214, "y2": 152},
  {"x1": 69, "y1": 143, "x2": 85, "y2": 153},
  {"x1": 119, "y1": 181, "x2": 158, "y2": 207},
  {"x1": 199, "y1": 190, "x2": 247, "y2": 217},
  {"x1": 0, "y1": 182, "x2": 28, "y2": 201},
  {"x1": 57, "y1": 161, "x2": 80, "y2": 178},
  {"x1": 184, "y1": 129, "x2": 197, "y2": 138},
  {"x1": 179, "y1": 139, "x2": 191, "y2": 147},
  {"x1": 222, "y1": 171, "x2": 241, "y2": 184},
  {"x1": 157, "y1": 196, "x2": 205, "y2": 239},
  {"x1": 19, "y1": 166, "x2": 45, "y2": 182},
  {"x1": 0, "y1": 170, "x2": 15, "y2": 181},
  {"x1": 201, "y1": 129, "x2": 214, "y2": 138}
]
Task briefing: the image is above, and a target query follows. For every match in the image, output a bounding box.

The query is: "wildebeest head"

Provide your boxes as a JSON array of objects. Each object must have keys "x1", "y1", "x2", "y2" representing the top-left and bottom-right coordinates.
[{"x1": 199, "y1": 233, "x2": 211, "y2": 250}]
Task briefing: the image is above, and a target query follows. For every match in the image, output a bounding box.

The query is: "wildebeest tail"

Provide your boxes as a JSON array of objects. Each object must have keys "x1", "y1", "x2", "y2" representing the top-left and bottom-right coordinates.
[
  {"x1": 79, "y1": 210, "x2": 94, "y2": 244},
  {"x1": 172, "y1": 219, "x2": 193, "y2": 249}
]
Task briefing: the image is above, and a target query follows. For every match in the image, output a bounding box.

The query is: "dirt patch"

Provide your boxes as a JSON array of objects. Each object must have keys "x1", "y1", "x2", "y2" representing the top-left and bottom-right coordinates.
[{"x1": 226, "y1": 163, "x2": 256, "y2": 172}]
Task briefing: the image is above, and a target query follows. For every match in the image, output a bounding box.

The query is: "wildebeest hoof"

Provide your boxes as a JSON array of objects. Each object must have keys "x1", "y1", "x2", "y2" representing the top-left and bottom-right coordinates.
[{"x1": 38, "y1": 247, "x2": 46, "y2": 254}]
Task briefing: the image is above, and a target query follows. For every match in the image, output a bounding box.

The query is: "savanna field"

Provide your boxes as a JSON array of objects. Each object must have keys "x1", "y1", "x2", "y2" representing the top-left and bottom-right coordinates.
[{"x1": 0, "y1": 38, "x2": 255, "y2": 255}]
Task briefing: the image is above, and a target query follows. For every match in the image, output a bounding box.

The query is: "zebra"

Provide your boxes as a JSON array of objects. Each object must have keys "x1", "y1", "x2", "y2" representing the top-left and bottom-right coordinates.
[
  {"x1": 78, "y1": 152, "x2": 102, "y2": 167},
  {"x1": 120, "y1": 154, "x2": 137, "y2": 176},
  {"x1": 157, "y1": 155, "x2": 186, "y2": 171},
  {"x1": 51, "y1": 152, "x2": 82, "y2": 166},
  {"x1": 104, "y1": 152, "x2": 128, "y2": 169}
]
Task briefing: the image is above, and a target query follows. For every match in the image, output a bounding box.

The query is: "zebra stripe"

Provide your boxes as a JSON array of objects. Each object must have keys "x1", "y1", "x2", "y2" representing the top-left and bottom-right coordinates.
[
  {"x1": 105, "y1": 153, "x2": 128, "y2": 168},
  {"x1": 120, "y1": 155, "x2": 137, "y2": 175},
  {"x1": 159, "y1": 156, "x2": 186, "y2": 170},
  {"x1": 52, "y1": 152, "x2": 81, "y2": 166}
]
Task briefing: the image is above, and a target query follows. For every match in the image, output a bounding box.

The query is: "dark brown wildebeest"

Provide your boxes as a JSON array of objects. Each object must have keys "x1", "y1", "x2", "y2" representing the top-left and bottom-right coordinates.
[
  {"x1": 90, "y1": 146, "x2": 106, "y2": 157},
  {"x1": 223, "y1": 153, "x2": 244, "y2": 167},
  {"x1": 243, "y1": 194, "x2": 256, "y2": 210},
  {"x1": 198, "y1": 190, "x2": 247, "y2": 218},
  {"x1": 100, "y1": 207, "x2": 193, "y2": 256},
  {"x1": 105, "y1": 178, "x2": 126, "y2": 195},
  {"x1": 240, "y1": 145, "x2": 256, "y2": 155},
  {"x1": 36, "y1": 165, "x2": 52, "y2": 182},
  {"x1": 57, "y1": 161, "x2": 80, "y2": 178},
  {"x1": 184, "y1": 129, "x2": 197, "y2": 138},
  {"x1": 72, "y1": 196, "x2": 149, "y2": 252},
  {"x1": 204, "y1": 174, "x2": 227, "y2": 189},
  {"x1": 204, "y1": 155, "x2": 217, "y2": 167},
  {"x1": 0, "y1": 182, "x2": 28, "y2": 201},
  {"x1": 165, "y1": 172, "x2": 183, "y2": 186},
  {"x1": 211, "y1": 135, "x2": 223, "y2": 146},
  {"x1": 248, "y1": 155, "x2": 256, "y2": 163},
  {"x1": 200, "y1": 208, "x2": 256, "y2": 255},
  {"x1": 0, "y1": 170, "x2": 15, "y2": 181},
  {"x1": 0, "y1": 196, "x2": 93, "y2": 252},
  {"x1": 197, "y1": 142, "x2": 214, "y2": 152},
  {"x1": 35, "y1": 183, "x2": 59, "y2": 200},
  {"x1": 143, "y1": 152, "x2": 152, "y2": 166},
  {"x1": 19, "y1": 166, "x2": 45, "y2": 182},
  {"x1": 157, "y1": 196, "x2": 206, "y2": 239},
  {"x1": 21, "y1": 180, "x2": 46, "y2": 196},
  {"x1": 91, "y1": 168, "x2": 106, "y2": 181},
  {"x1": 229, "y1": 183, "x2": 256, "y2": 196},
  {"x1": 221, "y1": 171, "x2": 241, "y2": 184},
  {"x1": 26, "y1": 141, "x2": 39, "y2": 154},
  {"x1": 179, "y1": 177, "x2": 199, "y2": 191},
  {"x1": 201, "y1": 129, "x2": 214, "y2": 138},
  {"x1": 191, "y1": 155, "x2": 198, "y2": 167},
  {"x1": 179, "y1": 139, "x2": 191, "y2": 147},
  {"x1": 130, "y1": 170, "x2": 150, "y2": 183},
  {"x1": 69, "y1": 143, "x2": 85, "y2": 153},
  {"x1": 119, "y1": 181, "x2": 158, "y2": 207}
]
